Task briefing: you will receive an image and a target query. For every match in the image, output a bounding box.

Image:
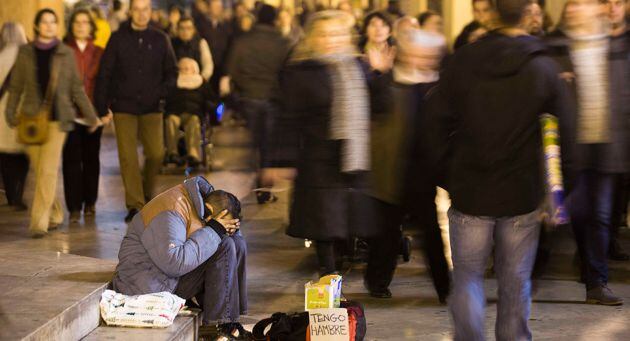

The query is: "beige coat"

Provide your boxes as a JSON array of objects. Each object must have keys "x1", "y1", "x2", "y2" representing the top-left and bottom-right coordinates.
[{"x1": 5, "y1": 42, "x2": 98, "y2": 132}]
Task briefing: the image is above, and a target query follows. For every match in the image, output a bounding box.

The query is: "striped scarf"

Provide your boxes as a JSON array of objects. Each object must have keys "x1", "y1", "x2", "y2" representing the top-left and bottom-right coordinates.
[{"x1": 318, "y1": 54, "x2": 371, "y2": 173}]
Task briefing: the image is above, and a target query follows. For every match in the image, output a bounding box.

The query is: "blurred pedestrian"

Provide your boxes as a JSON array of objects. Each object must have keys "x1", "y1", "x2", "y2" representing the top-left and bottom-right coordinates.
[
  {"x1": 418, "y1": 11, "x2": 443, "y2": 34},
  {"x1": 193, "y1": 0, "x2": 234, "y2": 95},
  {"x1": 359, "y1": 12, "x2": 394, "y2": 54},
  {"x1": 385, "y1": 0, "x2": 405, "y2": 19},
  {"x1": 172, "y1": 16, "x2": 214, "y2": 81},
  {"x1": 546, "y1": 0, "x2": 628, "y2": 305},
  {"x1": 164, "y1": 58, "x2": 213, "y2": 168},
  {"x1": 231, "y1": 2, "x2": 251, "y2": 36},
  {"x1": 5, "y1": 9, "x2": 100, "y2": 237},
  {"x1": 454, "y1": 21, "x2": 488, "y2": 50},
  {"x1": 454, "y1": 0, "x2": 497, "y2": 50},
  {"x1": 368, "y1": 28, "x2": 450, "y2": 301},
  {"x1": 108, "y1": 0, "x2": 128, "y2": 33},
  {"x1": 520, "y1": 0, "x2": 546, "y2": 36},
  {"x1": 95, "y1": 0, "x2": 177, "y2": 223},
  {"x1": 90, "y1": 5, "x2": 111, "y2": 49},
  {"x1": 428, "y1": 0, "x2": 571, "y2": 338},
  {"x1": 392, "y1": 16, "x2": 420, "y2": 39},
  {"x1": 165, "y1": 5, "x2": 183, "y2": 38},
  {"x1": 263, "y1": 10, "x2": 389, "y2": 276},
  {"x1": 225, "y1": 4, "x2": 291, "y2": 204},
  {"x1": 236, "y1": 13, "x2": 255, "y2": 36},
  {"x1": 0, "y1": 22, "x2": 28, "y2": 212},
  {"x1": 605, "y1": 0, "x2": 630, "y2": 262},
  {"x1": 277, "y1": 8, "x2": 303, "y2": 46},
  {"x1": 62, "y1": 9, "x2": 109, "y2": 223}
]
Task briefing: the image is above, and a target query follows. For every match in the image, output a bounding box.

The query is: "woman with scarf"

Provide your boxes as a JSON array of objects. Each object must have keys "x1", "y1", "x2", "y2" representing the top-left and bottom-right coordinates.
[
  {"x1": 263, "y1": 10, "x2": 391, "y2": 280},
  {"x1": 5, "y1": 8, "x2": 100, "y2": 238},
  {"x1": 62, "y1": 9, "x2": 109, "y2": 223}
]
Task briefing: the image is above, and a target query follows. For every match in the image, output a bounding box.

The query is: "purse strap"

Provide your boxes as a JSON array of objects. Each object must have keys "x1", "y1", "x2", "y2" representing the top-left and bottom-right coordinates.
[{"x1": 40, "y1": 54, "x2": 61, "y2": 117}]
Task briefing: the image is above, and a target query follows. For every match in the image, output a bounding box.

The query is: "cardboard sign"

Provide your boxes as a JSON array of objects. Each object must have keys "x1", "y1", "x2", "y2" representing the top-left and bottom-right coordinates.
[{"x1": 308, "y1": 308, "x2": 350, "y2": 341}]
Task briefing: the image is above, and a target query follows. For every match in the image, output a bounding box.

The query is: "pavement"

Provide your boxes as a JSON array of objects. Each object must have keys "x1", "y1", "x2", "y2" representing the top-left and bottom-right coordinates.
[{"x1": 1, "y1": 130, "x2": 630, "y2": 340}]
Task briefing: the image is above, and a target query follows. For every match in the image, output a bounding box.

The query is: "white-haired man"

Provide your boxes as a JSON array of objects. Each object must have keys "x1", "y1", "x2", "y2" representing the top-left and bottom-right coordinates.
[{"x1": 368, "y1": 29, "x2": 450, "y2": 303}]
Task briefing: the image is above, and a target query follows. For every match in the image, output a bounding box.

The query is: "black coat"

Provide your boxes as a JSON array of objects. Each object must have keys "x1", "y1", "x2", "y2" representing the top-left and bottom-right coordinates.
[
  {"x1": 270, "y1": 59, "x2": 383, "y2": 240},
  {"x1": 226, "y1": 25, "x2": 291, "y2": 101},
  {"x1": 165, "y1": 82, "x2": 214, "y2": 117},
  {"x1": 95, "y1": 22, "x2": 177, "y2": 116},
  {"x1": 172, "y1": 36, "x2": 203, "y2": 65},
  {"x1": 546, "y1": 30, "x2": 630, "y2": 180},
  {"x1": 426, "y1": 32, "x2": 571, "y2": 217},
  {"x1": 369, "y1": 73, "x2": 439, "y2": 206}
]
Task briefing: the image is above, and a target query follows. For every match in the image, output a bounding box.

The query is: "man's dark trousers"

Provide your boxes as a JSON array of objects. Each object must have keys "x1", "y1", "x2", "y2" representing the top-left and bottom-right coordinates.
[
  {"x1": 175, "y1": 233, "x2": 247, "y2": 324},
  {"x1": 568, "y1": 170, "x2": 617, "y2": 289}
]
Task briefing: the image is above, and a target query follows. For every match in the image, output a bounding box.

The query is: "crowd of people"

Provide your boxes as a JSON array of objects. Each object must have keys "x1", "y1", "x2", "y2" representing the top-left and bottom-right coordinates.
[{"x1": 1, "y1": 0, "x2": 630, "y2": 339}]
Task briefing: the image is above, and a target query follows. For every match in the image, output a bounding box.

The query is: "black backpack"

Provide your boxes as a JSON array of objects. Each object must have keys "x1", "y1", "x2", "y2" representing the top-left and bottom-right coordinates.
[{"x1": 252, "y1": 312, "x2": 309, "y2": 341}]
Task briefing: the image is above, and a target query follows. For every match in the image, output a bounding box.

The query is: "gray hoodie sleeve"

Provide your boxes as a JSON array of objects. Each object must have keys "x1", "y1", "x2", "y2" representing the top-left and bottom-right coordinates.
[{"x1": 140, "y1": 211, "x2": 222, "y2": 278}]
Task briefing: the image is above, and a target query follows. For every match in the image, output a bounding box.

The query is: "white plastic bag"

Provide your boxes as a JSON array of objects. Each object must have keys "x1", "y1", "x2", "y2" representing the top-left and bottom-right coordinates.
[{"x1": 99, "y1": 290, "x2": 186, "y2": 328}]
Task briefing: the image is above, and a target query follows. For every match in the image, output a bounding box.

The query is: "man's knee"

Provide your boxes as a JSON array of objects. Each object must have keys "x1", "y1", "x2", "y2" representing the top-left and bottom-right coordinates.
[
  {"x1": 231, "y1": 234, "x2": 247, "y2": 258},
  {"x1": 217, "y1": 237, "x2": 237, "y2": 259}
]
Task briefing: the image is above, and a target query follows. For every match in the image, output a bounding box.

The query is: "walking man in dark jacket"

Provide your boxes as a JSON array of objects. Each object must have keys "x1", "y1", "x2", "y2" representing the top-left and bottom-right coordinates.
[
  {"x1": 224, "y1": 4, "x2": 291, "y2": 204},
  {"x1": 428, "y1": 0, "x2": 569, "y2": 339},
  {"x1": 95, "y1": 0, "x2": 177, "y2": 222}
]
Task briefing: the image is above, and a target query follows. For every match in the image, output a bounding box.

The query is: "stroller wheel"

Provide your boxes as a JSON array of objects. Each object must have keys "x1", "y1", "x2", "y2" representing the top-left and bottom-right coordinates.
[{"x1": 401, "y1": 236, "x2": 412, "y2": 262}]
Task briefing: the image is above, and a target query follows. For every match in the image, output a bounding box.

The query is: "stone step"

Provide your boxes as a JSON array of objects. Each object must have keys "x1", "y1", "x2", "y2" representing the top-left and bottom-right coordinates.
[
  {"x1": 0, "y1": 245, "x2": 116, "y2": 340},
  {"x1": 82, "y1": 314, "x2": 200, "y2": 341}
]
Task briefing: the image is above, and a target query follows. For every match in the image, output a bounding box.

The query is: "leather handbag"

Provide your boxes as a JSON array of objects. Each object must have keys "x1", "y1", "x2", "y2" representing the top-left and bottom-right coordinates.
[{"x1": 17, "y1": 55, "x2": 60, "y2": 145}]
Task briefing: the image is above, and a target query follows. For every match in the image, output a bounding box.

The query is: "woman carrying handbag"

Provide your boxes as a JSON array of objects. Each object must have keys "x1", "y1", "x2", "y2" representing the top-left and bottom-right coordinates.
[{"x1": 4, "y1": 8, "x2": 101, "y2": 238}]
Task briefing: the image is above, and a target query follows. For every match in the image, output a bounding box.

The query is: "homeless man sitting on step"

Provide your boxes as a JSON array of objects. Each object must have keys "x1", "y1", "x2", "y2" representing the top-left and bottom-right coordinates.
[{"x1": 113, "y1": 176, "x2": 248, "y2": 332}]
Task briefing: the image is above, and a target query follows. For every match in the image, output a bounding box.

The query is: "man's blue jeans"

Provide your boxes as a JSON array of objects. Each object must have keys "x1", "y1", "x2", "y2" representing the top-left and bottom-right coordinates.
[
  {"x1": 448, "y1": 208, "x2": 541, "y2": 341},
  {"x1": 174, "y1": 234, "x2": 248, "y2": 324},
  {"x1": 567, "y1": 170, "x2": 615, "y2": 290}
]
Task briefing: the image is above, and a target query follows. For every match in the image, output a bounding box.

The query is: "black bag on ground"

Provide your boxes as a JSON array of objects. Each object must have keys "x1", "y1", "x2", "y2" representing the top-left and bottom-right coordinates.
[{"x1": 252, "y1": 312, "x2": 309, "y2": 341}]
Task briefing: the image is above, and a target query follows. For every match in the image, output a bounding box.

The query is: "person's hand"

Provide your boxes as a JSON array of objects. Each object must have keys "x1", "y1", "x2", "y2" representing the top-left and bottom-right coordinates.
[
  {"x1": 87, "y1": 120, "x2": 101, "y2": 133},
  {"x1": 367, "y1": 46, "x2": 396, "y2": 73},
  {"x1": 101, "y1": 111, "x2": 114, "y2": 126},
  {"x1": 219, "y1": 76, "x2": 231, "y2": 97},
  {"x1": 213, "y1": 209, "x2": 240, "y2": 235}
]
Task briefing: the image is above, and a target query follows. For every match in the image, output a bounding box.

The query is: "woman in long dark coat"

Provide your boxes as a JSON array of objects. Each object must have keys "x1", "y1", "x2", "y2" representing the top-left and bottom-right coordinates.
[{"x1": 264, "y1": 10, "x2": 390, "y2": 277}]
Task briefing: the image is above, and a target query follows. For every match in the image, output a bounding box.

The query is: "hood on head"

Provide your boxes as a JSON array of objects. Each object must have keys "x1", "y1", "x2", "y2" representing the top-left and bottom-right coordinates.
[
  {"x1": 184, "y1": 176, "x2": 214, "y2": 220},
  {"x1": 471, "y1": 32, "x2": 547, "y2": 78}
]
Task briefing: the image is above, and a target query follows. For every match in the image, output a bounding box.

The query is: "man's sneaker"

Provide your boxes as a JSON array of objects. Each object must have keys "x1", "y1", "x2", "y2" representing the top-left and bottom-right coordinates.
[
  {"x1": 586, "y1": 285, "x2": 624, "y2": 306},
  {"x1": 124, "y1": 208, "x2": 139, "y2": 223}
]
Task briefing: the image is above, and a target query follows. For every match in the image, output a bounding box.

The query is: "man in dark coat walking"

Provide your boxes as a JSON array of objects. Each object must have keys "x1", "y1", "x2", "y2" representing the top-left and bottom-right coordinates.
[{"x1": 95, "y1": 0, "x2": 177, "y2": 222}]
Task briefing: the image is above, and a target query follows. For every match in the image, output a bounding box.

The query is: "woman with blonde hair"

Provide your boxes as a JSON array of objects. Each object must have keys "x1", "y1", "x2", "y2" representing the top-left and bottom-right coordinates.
[
  {"x1": 0, "y1": 22, "x2": 28, "y2": 212},
  {"x1": 263, "y1": 11, "x2": 391, "y2": 284}
]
